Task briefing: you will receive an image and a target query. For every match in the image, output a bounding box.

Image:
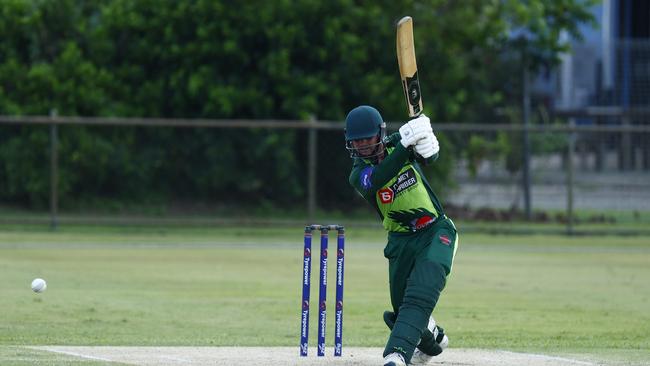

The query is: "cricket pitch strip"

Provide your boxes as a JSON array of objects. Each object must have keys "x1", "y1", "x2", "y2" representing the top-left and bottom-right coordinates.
[{"x1": 31, "y1": 346, "x2": 597, "y2": 366}]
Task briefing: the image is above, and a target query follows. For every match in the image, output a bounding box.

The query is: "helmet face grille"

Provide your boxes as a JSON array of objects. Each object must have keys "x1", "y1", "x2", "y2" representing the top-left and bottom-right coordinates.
[{"x1": 345, "y1": 138, "x2": 385, "y2": 159}]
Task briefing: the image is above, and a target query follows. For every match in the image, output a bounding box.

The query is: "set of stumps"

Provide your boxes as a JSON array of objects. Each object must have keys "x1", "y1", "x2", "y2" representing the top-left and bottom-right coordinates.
[{"x1": 299, "y1": 224, "x2": 345, "y2": 357}]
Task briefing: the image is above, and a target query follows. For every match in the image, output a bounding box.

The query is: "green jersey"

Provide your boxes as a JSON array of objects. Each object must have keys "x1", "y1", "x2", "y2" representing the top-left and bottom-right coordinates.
[{"x1": 348, "y1": 132, "x2": 445, "y2": 233}]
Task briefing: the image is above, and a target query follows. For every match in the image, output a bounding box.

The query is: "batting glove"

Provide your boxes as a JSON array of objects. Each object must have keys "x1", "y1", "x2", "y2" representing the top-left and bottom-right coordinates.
[
  {"x1": 399, "y1": 114, "x2": 432, "y2": 148},
  {"x1": 414, "y1": 131, "x2": 439, "y2": 158}
]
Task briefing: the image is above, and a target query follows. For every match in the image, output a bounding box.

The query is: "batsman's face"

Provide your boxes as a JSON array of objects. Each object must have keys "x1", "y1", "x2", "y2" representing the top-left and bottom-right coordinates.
[{"x1": 351, "y1": 136, "x2": 382, "y2": 157}]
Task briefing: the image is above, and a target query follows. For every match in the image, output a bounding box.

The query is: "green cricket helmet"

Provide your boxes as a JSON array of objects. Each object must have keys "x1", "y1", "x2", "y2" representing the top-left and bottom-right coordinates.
[{"x1": 344, "y1": 105, "x2": 386, "y2": 159}]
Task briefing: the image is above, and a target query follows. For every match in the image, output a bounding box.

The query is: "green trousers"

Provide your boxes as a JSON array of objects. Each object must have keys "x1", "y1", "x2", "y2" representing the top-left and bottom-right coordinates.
[{"x1": 382, "y1": 216, "x2": 459, "y2": 363}]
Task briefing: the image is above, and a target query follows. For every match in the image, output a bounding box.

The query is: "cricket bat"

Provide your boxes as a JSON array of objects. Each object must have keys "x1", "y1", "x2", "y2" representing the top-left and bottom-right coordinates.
[{"x1": 396, "y1": 16, "x2": 423, "y2": 118}]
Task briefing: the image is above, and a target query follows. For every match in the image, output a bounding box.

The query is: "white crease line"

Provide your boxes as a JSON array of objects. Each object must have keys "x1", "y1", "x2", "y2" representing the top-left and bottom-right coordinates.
[
  {"x1": 499, "y1": 350, "x2": 596, "y2": 365},
  {"x1": 33, "y1": 348, "x2": 117, "y2": 363}
]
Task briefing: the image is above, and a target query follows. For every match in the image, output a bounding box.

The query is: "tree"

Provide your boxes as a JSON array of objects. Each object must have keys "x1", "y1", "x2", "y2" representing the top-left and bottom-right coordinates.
[{"x1": 0, "y1": 0, "x2": 598, "y2": 211}]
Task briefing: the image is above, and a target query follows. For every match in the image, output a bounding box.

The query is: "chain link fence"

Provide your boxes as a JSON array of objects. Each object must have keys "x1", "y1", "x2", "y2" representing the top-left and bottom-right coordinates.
[{"x1": 442, "y1": 113, "x2": 650, "y2": 235}]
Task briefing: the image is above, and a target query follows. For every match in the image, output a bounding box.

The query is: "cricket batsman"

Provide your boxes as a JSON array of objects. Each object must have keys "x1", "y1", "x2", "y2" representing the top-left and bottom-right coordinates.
[{"x1": 344, "y1": 105, "x2": 459, "y2": 366}]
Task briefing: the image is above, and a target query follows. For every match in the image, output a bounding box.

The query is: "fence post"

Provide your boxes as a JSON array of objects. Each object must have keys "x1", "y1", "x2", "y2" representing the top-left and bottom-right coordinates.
[
  {"x1": 522, "y1": 65, "x2": 532, "y2": 220},
  {"x1": 566, "y1": 118, "x2": 576, "y2": 235},
  {"x1": 620, "y1": 116, "x2": 632, "y2": 171},
  {"x1": 307, "y1": 116, "x2": 317, "y2": 221},
  {"x1": 49, "y1": 109, "x2": 59, "y2": 231}
]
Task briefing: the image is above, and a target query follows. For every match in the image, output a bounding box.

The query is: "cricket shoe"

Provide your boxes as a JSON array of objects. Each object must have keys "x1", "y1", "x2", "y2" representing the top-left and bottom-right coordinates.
[
  {"x1": 383, "y1": 352, "x2": 407, "y2": 366},
  {"x1": 410, "y1": 318, "x2": 449, "y2": 365}
]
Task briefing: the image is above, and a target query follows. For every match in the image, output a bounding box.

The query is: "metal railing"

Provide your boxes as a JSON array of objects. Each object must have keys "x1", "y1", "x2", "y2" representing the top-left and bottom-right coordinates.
[{"x1": 1, "y1": 107, "x2": 649, "y2": 235}]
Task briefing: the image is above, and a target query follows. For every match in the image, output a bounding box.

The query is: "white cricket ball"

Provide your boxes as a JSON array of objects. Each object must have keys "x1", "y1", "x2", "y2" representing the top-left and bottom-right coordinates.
[{"x1": 31, "y1": 278, "x2": 47, "y2": 293}]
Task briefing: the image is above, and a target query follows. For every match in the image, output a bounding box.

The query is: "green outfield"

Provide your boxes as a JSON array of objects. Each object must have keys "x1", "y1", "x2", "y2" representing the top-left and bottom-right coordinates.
[{"x1": 0, "y1": 224, "x2": 649, "y2": 365}]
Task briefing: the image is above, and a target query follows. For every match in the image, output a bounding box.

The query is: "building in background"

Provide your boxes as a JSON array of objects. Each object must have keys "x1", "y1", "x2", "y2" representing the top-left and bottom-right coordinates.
[
  {"x1": 554, "y1": 0, "x2": 649, "y2": 108},
  {"x1": 550, "y1": 0, "x2": 649, "y2": 171}
]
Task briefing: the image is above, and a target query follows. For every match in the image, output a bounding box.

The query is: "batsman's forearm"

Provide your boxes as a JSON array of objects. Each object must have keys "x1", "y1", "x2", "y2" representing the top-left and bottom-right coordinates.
[
  {"x1": 417, "y1": 152, "x2": 439, "y2": 166},
  {"x1": 370, "y1": 144, "x2": 411, "y2": 189}
]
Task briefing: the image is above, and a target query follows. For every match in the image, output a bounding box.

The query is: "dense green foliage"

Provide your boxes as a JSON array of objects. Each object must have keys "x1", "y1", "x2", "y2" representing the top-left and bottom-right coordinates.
[{"x1": 0, "y1": 0, "x2": 597, "y2": 209}]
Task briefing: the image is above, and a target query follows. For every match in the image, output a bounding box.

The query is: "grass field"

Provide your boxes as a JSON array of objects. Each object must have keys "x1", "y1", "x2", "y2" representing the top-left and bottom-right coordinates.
[{"x1": 1, "y1": 224, "x2": 649, "y2": 365}]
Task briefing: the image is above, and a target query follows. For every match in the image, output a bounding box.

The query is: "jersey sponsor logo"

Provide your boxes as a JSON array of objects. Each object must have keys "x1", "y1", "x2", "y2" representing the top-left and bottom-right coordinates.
[
  {"x1": 439, "y1": 234, "x2": 451, "y2": 245},
  {"x1": 391, "y1": 168, "x2": 417, "y2": 196},
  {"x1": 413, "y1": 216, "x2": 435, "y2": 230},
  {"x1": 378, "y1": 188, "x2": 394, "y2": 203},
  {"x1": 387, "y1": 208, "x2": 437, "y2": 232},
  {"x1": 360, "y1": 167, "x2": 373, "y2": 190}
]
